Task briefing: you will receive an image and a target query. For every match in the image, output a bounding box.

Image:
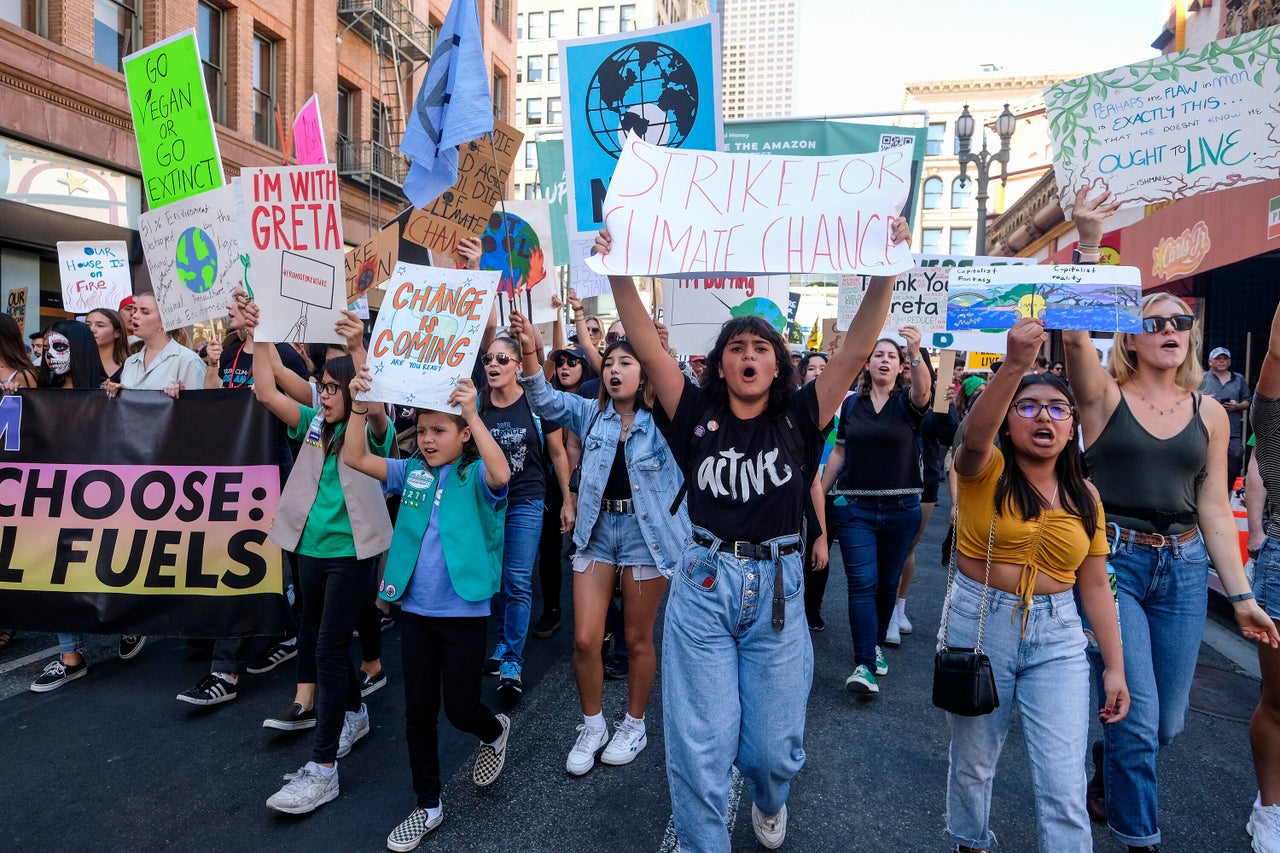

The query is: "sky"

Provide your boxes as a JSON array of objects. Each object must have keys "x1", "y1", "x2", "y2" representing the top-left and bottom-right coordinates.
[{"x1": 792, "y1": 0, "x2": 1172, "y2": 116}]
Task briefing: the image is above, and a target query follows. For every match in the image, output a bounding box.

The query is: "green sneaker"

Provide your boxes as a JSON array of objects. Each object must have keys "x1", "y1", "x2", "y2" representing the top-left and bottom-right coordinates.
[
  {"x1": 846, "y1": 664, "x2": 879, "y2": 694},
  {"x1": 875, "y1": 646, "x2": 888, "y2": 677}
]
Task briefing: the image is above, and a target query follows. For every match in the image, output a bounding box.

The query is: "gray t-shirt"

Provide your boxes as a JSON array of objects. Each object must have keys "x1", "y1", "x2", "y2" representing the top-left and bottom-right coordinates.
[{"x1": 1200, "y1": 370, "x2": 1251, "y2": 440}]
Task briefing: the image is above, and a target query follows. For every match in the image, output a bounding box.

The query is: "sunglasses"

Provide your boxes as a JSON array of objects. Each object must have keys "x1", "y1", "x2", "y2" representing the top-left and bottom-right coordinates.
[
  {"x1": 587, "y1": 326, "x2": 602, "y2": 335},
  {"x1": 481, "y1": 352, "x2": 516, "y2": 366},
  {"x1": 556, "y1": 355, "x2": 583, "y2": 368},
  {"x1": 1141, "y1": 314, "x2": 1194, "y2": 334},
  {"x1": 317, "y1": 381, "x2": 342, "y2": 397},
  {"x1": 1010, "y1": 400, "x2": 1074, "y2": 421},
  {"x1": 606, "y1": 332, "x2": 626, "y2": 344}
]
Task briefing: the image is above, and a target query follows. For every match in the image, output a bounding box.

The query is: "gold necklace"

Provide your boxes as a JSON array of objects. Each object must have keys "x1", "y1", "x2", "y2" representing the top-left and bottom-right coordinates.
[{"x1": 1135, "y1": 390, "x2": 1186, "y2": 416}]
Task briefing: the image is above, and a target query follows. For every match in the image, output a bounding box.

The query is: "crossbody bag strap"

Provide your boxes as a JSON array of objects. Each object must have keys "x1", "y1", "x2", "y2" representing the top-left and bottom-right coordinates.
[{"x1": 939, "y1": 499, "x2": 996, "y2": 653}]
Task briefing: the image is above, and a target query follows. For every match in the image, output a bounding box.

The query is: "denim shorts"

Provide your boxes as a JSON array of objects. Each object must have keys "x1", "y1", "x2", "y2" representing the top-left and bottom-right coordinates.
[
  {"x1": 574, "y1": 509, "x2": 662, "y2": 581},
  {"x1": 1254, "y1": 537, "x2": 1280, "y2": 620}
]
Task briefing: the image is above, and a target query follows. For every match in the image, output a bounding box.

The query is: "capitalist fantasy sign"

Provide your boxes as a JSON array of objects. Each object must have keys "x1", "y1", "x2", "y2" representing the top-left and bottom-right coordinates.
[
  {"x1": 560, "y1": 16, "x2": 722, "y2": 236},
  {"x1": 1045, "y1": 26, "x2": 1280, "y2": 214},
  {"x1": 358, "y1": 263, "x2": 501, "y2": 412},
  {"x1": 139, "y1": 185, "x2": 243, "y2": 330},
  {"x1": 947, "y1": 264, "x2": 1143, "y2": 333}
]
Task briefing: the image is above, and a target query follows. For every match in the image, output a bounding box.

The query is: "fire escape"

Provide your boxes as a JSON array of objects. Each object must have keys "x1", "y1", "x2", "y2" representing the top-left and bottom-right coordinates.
[{"x1": 336, "y1": 0, "x2": 435, "y2": 223}]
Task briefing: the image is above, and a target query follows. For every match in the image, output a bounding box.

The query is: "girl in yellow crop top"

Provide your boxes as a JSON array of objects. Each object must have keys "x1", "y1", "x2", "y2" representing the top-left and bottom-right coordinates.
[{"x1": 943, "y1": 318, "x2": 1128, "y2": 853}]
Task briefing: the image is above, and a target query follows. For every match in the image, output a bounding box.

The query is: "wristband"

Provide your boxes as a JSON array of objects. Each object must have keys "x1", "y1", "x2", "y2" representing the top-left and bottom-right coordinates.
[
  {"x1": 1076, "y1": 243, "x2": 1100, "y2": 250},
  {"x1": 523, "y1": 349, "x2": 536, "y2": 355},
  {"x1": 350, "y1": 407, "x2": 369, "y2": 416},
  {"x1": 1226, "y1": 591, "x2": 1255, "y2": 603}
]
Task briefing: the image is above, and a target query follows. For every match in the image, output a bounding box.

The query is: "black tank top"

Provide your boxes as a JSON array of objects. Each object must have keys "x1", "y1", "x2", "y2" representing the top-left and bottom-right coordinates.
[{"x1": 1085, "y1": 392, "x2": 1207, "y2": 534}]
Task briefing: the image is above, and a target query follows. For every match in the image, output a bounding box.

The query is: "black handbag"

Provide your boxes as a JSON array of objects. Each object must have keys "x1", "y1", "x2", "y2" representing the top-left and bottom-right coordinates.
[{"x1": 933, "y1": 506, "x2": 1000, "y2": 717}]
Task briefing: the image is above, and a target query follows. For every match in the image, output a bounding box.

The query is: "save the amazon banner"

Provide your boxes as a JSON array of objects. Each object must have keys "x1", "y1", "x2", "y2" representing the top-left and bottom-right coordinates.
[{"x1": 0, "y1": 389, "x2": 288, "y2": 638}]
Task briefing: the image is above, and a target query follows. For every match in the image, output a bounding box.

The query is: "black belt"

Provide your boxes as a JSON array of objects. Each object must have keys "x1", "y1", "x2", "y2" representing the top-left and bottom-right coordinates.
[
  {"x1": 691, "y1": 532, "x2": 802, "y2": 632},
  {"x1": 601, "y1": 498, "x2": 635, "y2": 514}
]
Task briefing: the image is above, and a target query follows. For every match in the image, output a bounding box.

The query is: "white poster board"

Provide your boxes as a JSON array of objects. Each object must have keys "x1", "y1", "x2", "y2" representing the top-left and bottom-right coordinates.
[
  {"x1": 358, "y1": 263, "x2": 500, "y2": 412},
  {"x1": 57, "y1": 241, "x2": 132, "y2": 314},
  {"x1": 568, "y1": 231, "x2": 610, "y2": 298},
  {"x1": 138, "y1": 186, "x2": 242, "y2": 330},
  {"x1": 660, "y1": 273, "x2": 792, "y2": 356}
]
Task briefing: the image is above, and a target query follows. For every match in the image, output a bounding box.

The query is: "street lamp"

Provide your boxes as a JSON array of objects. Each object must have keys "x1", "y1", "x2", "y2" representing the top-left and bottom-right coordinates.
[{"x1": 955, "y1": 103, "x2": 1016, "y2": 254}]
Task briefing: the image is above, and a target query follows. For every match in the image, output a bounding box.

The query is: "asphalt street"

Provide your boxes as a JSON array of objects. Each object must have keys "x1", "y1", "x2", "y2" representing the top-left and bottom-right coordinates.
[{"x1": 0, "y1": 491, "x2": 1267, "y2": 852}]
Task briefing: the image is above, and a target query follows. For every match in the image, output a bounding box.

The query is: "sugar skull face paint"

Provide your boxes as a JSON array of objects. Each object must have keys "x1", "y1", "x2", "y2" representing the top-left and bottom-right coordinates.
[{"x1": 45, "y1": 331, "x2": 72, "y2": 375}]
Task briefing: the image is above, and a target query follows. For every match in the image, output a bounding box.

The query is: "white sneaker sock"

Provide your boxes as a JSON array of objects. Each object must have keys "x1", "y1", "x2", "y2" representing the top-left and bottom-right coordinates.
[
  {"x1": 306, "y1": 761, "x2": 337, "y2": 777},
  {"x1": 212, "y1": 671, "x2": 238, "y2": 684},
  {"x1": 623, "y1": 713, "x2": 645, "y2": 731},
  {"x1": 584, "y1": 712, "x2": 606, "y2": 733},
  {"x1": 425, "y1": 803, "x2": 443, "y2": 822},
  {"x1": 895, "y1": 598, "x2": 908, "y2": 617}
]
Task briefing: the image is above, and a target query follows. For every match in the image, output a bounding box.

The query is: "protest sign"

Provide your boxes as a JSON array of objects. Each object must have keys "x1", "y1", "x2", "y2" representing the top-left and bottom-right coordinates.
[
  {"x1": 139, "y1": 186, "x2": 242, "y2": 330},
  {"x1": 561, "y1": 16, "x2": 722, "y2": 236},
  {"x1": 568, "y1": 232, "x2": 610, "y2": 298},
  {"x1": 724, "y1": 119, "x2": 927, "y2": 223},
  {"x1": 535, "y1": 138, "x2": 571, "y2": 263},
  {"x1": 57, "y1": 241, "x2": 132, "y2": 314},
  {"x1": 293, "y1": 94, "x2": 327, "y2": 165},
  {"x1": 3, "y1": 282, "x2": 35, "y2": 340},
  {"x1": 585, "y1": 136, "x2": 914, "y2": 278},
  {"x1": 123, "y1": 30, "x2": 225, "y2": 208},
  {"x1": 948, "y1": 264, "x2": 1143, "y2": 332},
  {"x1": 402, "y1": 121, "x2": 523, "y2": 265},
  {"x1": 1045, "y1": 26, "x2": 1280, "y2": 214},
  {"x1": 0, "y1": 390, "x2": 287, "y2": 638},
  {"x1": 345, "y1": 227, "x2": 399, "y2": 304},
  {"x1": 359, "y1": 263, "x2": 500, "y2": 411},
  {"x1": 966, "y1": 351, "x2": 1002, "y2": 371},
  {"x1": 933, "y1": 350, "x2": 957, "y2": 413},
  {"x1": 660, "y1": 273, "x2": 791, "y2": 356},
  {"x1": 480, "y1": 199, "x2": 557, "y2": 296},
  {"x1": 240, "y1": 164, "x2": 345, "y2": 343}
]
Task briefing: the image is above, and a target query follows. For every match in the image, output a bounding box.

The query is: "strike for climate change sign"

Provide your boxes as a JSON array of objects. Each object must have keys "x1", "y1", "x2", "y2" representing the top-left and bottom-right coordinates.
[{"x1": 0, "y1": 391, "x2": 288, "y2": 638}]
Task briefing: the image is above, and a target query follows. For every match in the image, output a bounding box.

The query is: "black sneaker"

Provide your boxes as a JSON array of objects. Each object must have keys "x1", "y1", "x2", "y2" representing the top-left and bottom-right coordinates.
[
  {"x1": 603, "y1": 655, "x2": 630, "y2": 681},
  {"x1": 118, "y1": 635, "x2": 146, "y2": 660},
  {"x1": 177, "y1": 673, "x2": 238, "y2": 706},
  {"x1": 807, "y1": 613, "x2": 826, "y2": 632},
  {"x1": 482, "y1": 642, "x2": 509, "y2": 677},
  {"x1": 263, "y1": 702, "x2": 317, "y2": 731},
  {"x1": 532, "y1": 609, "x2": 561, "y2": 639},
  {"x1": 245, "y1": 640, "x2": 298, "y2": 674},
  {"x1": 360, "y1": 669, "x2": 387, "y2": 697},
  {"x1": 379, "y1": 614, "x2": 395, "y2": 632},
  {"x1": 30, "y1": 657, "x2": 88, "y2": 692}
]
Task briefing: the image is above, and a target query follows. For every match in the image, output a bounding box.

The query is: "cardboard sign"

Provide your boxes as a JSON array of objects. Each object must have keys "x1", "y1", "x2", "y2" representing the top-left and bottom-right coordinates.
[
  {"x1": 402, "y1": 121, "x2": 523, "y2": 265},
  {"x1": 586, "y1": 136, "x2": 914, "y2": 278},
  {"x1": 358, "y1": 263, "x2": 500, "y2": 412},
  {"x1": 57, "y1": 241, "x2": 132, "y2": 313},
  {"x1": 561, "y1": 16, "x2": 722, "y2": 236},
  {"x1": 948, "y1": 265, "x2": 1143, "y2": 333},
  {"x1": 660, "y1": 273, "x2": 791, "y2": 356},
  {"x1": 240, "y1": 164, "x2": 345, "y2": 343},
  {"x1": 345, "y1": 227, "x2": 399, "y2": 303},
  {"x1": 123, "y1": 30, "x2": 225, "y2": 208},
  {"x1": 139, "y1": 186, "x2": 242, "y2": 330},
  {"x1": 1045, "y1": 26, "x2": 1280, "y2": 214},
  {"x1": 933, "y1": 350, "x2": 957, "y2": 413},
  {"x1": 293, "y1": 94, "x2": 327, "y2": 166}
]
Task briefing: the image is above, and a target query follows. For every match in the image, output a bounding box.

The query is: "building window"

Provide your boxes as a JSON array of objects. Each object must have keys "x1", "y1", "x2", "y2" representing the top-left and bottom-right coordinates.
[
  {"x1": 527, "y1": 11, "x2": 544, "y2": 39},
  {"x1": 252, "y1": 32, "x2": 276, "y2": 147},
  {"x1": 926, "y1": 122, "x2": 945, "y2": 157},
  {"x1": 196, "y1": 2, "x2": 225, "y2": 124},
  {"x1": 526, "y1": 97, "x2": 542, "y2": 125},
  {"x1": 951, "y1": 177, "x2": 970, "y2": 209},
  {"x1": 336, "y1": 86, "x2": 352, "y2": 146},
  {"x1": 547, "y1": 96, "x2": 561, "y2": 126},
  {"x1": 525, "y1": 143, "x2": 536, "y2": 169},
  {"x1": 516, "y1": 12, "x2": 523, "y2": 39},
  {"x1": 548, "y1": 9, "x2": 563, "y2": 37},
  {"x1": 493, "y1": 0, "x2": 507, "y2": 31},
  {"x1": 921, "y1": 228, "x2": 943, "y2": 254},
  {"x1": 578, "y1": 8, "x2": 592, "y2": 36},
  {"x1": 949, "y1": 227, "x2": 971, "y2": 255},
  {"x1": 620, "y1": 4, "x2": 635, "y2": 30},
  {"x1": 548, "y1": 53, "x2": 559, "y2": 82},
  {"x1": 493, "y1": 71, "x2": 507, "y2": 121},
  {"x1": 922, "y1": 177, "x2": 943, "y2": 209},
  {"x1": 0, "y1": 0, "x2": 46, "y2": 35},
  {"x1": 372, "y1": 98, "x2": 392, "y2": 146},
  {"x1": 527, "y1": 55, "x2": 543, "y2": 83},
  {"x1": 94, "y1": 0, "x2": 140, "y2": 72},
  {"x1": 524, "y1": 183, "x2": 536, "y2": 200},
  {"x1": 598, "y1": 6, "x2": 616, "y2": 33}
]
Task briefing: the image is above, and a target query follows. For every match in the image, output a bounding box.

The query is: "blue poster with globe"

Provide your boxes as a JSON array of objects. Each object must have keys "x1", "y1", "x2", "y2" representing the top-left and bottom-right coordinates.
[
  {"x1": 559, "y1": 16, "x2": 722, "y2": 237},
  {"x1": 138, "y1": 185, "x2": 242, "y2": 331}
]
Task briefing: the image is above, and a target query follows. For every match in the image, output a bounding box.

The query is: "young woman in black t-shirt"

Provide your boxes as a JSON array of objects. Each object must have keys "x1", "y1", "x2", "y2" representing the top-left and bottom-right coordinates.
[{"x1": 594, "y1": 216, "x2": 910, "y2": 853}]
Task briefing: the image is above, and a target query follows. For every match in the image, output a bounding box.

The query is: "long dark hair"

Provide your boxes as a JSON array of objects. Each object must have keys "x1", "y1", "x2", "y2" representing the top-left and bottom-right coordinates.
[
  {"x1": 0, "y1": 314, "x2": 36, "y2": 386},
  {"x1": 38, "y1": 321, "x2": 104, "y2": 389},
  {"x1": 550, "y1": 349, "x2": 596, "y2": 392},
  {"x1": 479, "y1": 336, "x2": 522, "y2": 415},
  {"x1": 596, "y1": 340, "x2": 655, "y2": 412},
  {"x1": 321, "y1": 354, "x2": 356, "y2": 457},
  {"x1": 87, "y1": 308, "x2": 130, "y2": 369},
  {"x1": 698, "y1": 316, "x2": 794, "y2": 417},
  {"x1": 857, "y1": 337, "x2": 905, "y2": 397},
  {"x1": 994, "y1": 373, "x2": 1098, "y2": 538}
]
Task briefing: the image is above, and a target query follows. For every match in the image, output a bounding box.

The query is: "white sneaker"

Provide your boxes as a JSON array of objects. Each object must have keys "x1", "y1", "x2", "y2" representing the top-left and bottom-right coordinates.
[
  {"x1": 884, "y1": 614, "x2": 902, "y2": 647},
  {"x1": 751, "y1": 802, "x2": 788, "y2": 849},
  {"x1": 565, "y1": 723, "x2": 609, "y2": 776},
  {"x1": 336, "y1": 703, "x2": 370, "y2": 758},
  {"x1": 266, "y1": 763, "x2": 339, "y2": 814},
  {"x1": 897, "y1": 602, "x2": 913, "y2": 634},
  {"x1": 387, "y1": 804, "x2": 443, "y2": 852},
  {"x1": 600, "y1": 721, "x2": 647, "y2": 766},
  {"x1": 1250, "y1": 797, "x2": 1280, "y2": 852}
]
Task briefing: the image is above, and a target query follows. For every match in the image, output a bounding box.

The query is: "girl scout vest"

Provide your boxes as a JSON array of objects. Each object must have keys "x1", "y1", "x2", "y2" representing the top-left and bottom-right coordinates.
[{"x1": 380, "y1": 458, "x2": 507, "y2": 603}]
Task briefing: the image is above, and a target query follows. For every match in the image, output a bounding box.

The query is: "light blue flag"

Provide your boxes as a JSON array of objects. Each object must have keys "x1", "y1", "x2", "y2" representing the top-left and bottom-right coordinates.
[{"x1": 400, "y1": 0, "x2": 493, "y2": 209}]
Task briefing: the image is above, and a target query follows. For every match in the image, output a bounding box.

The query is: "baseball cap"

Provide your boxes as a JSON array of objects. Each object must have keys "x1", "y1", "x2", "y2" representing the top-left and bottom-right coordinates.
[
  {"x1": 550, "y1": 344, "x2": 590, "y2": 362},
  {"x1": 689, "y1": 354, "x2": 706, "y2": 363},
  {"x1": 1209, "y1": 347, "x2": 1231, "y2": 359},
  {"x1": 118, "y1": 295, "x2": 136, "y2": 311}
]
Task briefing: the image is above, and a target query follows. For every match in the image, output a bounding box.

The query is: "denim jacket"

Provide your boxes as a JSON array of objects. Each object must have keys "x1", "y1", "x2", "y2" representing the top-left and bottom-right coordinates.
[{"x1": 521, "y1": 371, "x2": 691, "y2": 577}]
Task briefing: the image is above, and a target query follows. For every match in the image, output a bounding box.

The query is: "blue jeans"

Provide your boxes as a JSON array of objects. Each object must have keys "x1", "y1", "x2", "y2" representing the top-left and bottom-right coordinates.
[
  {"x1": 942, "y1": 573, "x2": 1092, "y2": 851},
  {"x1": 1087, "y1": 529, "x2": 1209, "y2": 847},
  {"x1": 58, "y1": 633, "x2": 86, "y2": 655},
  {"x1": 663, "y1": 528, "x2": 811, "y2": 853},
  {"x1": 832, "y1": 495, "x2": 921, "y2": 667},
  {"x1": 491, "y1": 499, "x2": 544, "y2": 668}
]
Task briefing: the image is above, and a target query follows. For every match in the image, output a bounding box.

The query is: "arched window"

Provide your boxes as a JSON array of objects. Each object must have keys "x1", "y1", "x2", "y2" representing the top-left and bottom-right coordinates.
[
  {"x1": 923, "y1": 177, "x2": 943, "y2": 209},
  {"x1": 951, "y1": 177, "x2": 971, "y2": 208}
]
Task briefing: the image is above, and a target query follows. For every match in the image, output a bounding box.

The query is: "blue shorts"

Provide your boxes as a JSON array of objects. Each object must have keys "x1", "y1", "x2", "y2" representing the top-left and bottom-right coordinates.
[
  {"x1": 1253, "y1": 537, "x2": 1280, "y2": 620},
  {"x1": 574, "y1": 509, "x2": 662, "y2": 581}
]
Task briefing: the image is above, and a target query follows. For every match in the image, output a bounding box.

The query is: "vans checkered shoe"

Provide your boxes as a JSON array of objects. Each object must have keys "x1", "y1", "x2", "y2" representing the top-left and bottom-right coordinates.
[{"x1": 473, "y1": 714, "x2": 510, "y2": 787}]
